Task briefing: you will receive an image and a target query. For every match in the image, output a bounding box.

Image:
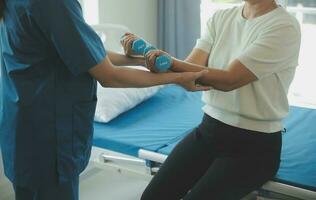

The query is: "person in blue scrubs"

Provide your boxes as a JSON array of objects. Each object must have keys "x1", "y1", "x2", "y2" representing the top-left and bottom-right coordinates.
[{"x1": 0, "y1": 0, "x2": 209, "y2": 199}]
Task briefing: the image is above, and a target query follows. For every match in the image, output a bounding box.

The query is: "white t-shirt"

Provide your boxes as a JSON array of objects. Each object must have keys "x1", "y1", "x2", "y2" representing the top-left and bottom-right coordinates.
[{"x1": 195, "y1": 6, "x2": 301, "y2": 133}]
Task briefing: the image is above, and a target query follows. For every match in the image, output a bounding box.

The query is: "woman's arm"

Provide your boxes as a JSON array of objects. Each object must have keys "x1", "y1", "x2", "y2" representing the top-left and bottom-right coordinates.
[
  {"x1": 168, "y1": 23, "x2": 301, "y2": 92},
  {"x1": 172, "y1": 58, "x2": 257, "y2": 92},
  {"x1": 121, "y1": 34, "x2": 257, "y2": 91},
  {"x1": 145, "y1": 50, "x2": 257, "y2": 92},
  {"x1": 162, "y1": 48, "x2": 209, "y2": 73},
  {"x1": 184, "y1": 48, "x2": 210, "y2": 67},
  {"x1": 107, "y1": 51, "x2": 145, "y2": 66},
  {"x1": 89, "y1": 56, "x2": 210, "y2": 91}
]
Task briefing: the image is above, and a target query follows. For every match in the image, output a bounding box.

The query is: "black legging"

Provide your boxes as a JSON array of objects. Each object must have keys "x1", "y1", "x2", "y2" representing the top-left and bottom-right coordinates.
[{"x1": 141, "y1": 114, "x2": 282, "y2": 200}]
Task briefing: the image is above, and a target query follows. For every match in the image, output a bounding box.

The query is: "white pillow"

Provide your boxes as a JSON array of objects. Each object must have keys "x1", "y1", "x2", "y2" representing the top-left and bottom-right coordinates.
[{"x1": 94, "y1": 66, "x2": 162, "y2": 123}]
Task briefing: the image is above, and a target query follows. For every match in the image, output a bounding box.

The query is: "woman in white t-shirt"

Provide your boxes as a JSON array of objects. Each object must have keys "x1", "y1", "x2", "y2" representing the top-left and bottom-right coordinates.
[{"x1": 123, "y1": 0, "x2": 301, "y2": 199}]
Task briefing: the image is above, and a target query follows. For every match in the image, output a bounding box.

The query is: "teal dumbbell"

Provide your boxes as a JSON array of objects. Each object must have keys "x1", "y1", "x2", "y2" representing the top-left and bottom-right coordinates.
[
  {"x1": 131, "y1": 39, "x2": 147, "y2": 55},
  {"x1": 144, "y1": 46, "x2": 172, "y2": 73},
  {"x1": 121, "y1": 35, "x2": 147, "y2": 55},
  {"x1": 121, "y1": 35, "x2": 172, "y2": 72}
]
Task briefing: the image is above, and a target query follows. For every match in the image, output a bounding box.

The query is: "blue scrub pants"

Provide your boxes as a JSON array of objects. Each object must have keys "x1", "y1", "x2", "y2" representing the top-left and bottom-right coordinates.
[{"x1": 14, "y1": 175, "x2": 79, "y2": 200}]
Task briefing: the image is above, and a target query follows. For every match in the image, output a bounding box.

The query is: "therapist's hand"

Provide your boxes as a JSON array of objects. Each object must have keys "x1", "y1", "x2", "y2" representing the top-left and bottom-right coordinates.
[
  {"x1": 121, "y1": 33, "x2": 142, "y2": 58},
  {"x1": 175, "y1": 70, "x2": 211, "y2": 92}
]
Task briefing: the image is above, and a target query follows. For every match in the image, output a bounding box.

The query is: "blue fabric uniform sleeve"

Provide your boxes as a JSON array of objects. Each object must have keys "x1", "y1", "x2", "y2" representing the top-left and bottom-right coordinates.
[{"x1": 30, "y1": 0, "x2": 106, "y2": 76}]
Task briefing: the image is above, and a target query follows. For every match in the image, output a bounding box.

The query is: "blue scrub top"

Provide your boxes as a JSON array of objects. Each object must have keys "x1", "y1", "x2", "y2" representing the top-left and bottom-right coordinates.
[{"x1": 0, "y1": 0, "x2": 106, "y2": 189}]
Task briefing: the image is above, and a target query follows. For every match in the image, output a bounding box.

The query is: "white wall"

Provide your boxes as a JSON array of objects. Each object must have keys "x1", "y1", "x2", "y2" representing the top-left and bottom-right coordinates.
[
  {"x1": 98, "y1": 0, "x2": 158, "y2": 46},
  {"x1": 82, "y1": 0, "x2": 100, "y2": 25},
  {"x1": 277, "y1": 0, "x2": 288, "y2": 7}
]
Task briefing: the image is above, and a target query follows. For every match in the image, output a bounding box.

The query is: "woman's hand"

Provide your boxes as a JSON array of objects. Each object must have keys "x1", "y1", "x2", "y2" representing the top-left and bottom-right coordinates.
[
  {"x1": 145, "y1": 50, "x2": 210, "y2": 91},
  {"x1": 145, "y1": 50, "x2": 173, "y2": 73},
  {"x1": 175, "y1": 70, "x2": 211, "y2": 92},
  {"x1": 121, "y1": 33, "x2": 142, "y2": 57}
]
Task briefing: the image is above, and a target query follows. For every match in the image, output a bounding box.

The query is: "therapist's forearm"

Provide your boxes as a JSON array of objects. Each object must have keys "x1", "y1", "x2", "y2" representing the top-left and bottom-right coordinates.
[
  {"x1": 107, "y1": 51, "x2": 145, "y2": 66},
  {"x1": 103, "y1": 67, "x2": 183, "y2": 88},
  {"x1": 89, "y1": 57, "x2": 190, "y2": 88}
]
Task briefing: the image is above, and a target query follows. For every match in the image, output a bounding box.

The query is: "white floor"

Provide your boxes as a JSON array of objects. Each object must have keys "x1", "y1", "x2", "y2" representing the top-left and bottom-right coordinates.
[
  {"x1": 0, "y1": 150, "x2": 302, "y2": 200},
  {"x1": 79, "y1": 164, "x2": 150, "y2": 200},
  {"x1": 0, "y1": 166, "x2": 150, "y2": 200},
  {"x1": 0, "y1": 154, "x2": 14, "y2": 200}
]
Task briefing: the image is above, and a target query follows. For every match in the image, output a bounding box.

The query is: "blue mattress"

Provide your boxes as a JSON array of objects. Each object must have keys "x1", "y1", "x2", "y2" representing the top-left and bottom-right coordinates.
[
  {"x1": 275, "y1": 107, "x2": 316, "y2": 191},
  {"x1": 93, "y1": 85, "x2": 204, "y2": 157},
  {"x1": 93, "y1": 85, "x2": 316, "y2": 191}
]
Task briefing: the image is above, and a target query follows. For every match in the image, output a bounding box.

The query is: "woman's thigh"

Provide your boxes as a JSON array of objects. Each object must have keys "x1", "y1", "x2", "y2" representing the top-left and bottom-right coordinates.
[
  {"x1": 183, "y1": 153, "x2": 280, "y2": 200},
  {"x1": 141, "y1": 127, "x2": 216, "y2": 200}
]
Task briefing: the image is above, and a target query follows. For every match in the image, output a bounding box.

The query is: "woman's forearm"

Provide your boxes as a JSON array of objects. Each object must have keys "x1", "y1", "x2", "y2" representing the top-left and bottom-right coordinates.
[
  {"x1": 107, "y1": 51, "x2": 145, "y2": 66},
  {"x1": 170, "y1": 48, "x2": 209, "y2": 72},
  {"x1": 172, "y1": 58, "x2": 206, "y2": 73},
  {"x1": 172, "y1": 58, "x2": 257, "y2": 91},
  {"x1": 172, "y1": 59, "x2": 234, "y2": 91}
]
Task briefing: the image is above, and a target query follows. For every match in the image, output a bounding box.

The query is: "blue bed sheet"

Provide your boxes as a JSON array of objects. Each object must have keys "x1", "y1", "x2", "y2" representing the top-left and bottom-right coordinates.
[
  {"x1": 93, "y1": 85, "x2": 204, "y2": 157},
  {"x1": 93, "y1": 85, "x2": 316, "y2": 191}
]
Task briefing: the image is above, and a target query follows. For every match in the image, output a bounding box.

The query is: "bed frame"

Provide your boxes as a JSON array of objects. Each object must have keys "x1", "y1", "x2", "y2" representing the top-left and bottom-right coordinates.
[{"x1": 85, "y1": 146, "x2": 316, "y2": 200}]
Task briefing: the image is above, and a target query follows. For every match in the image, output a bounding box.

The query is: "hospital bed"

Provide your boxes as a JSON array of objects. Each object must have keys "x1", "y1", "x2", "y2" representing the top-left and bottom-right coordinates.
[
  {"x1": 87, "y1": 24, "x2": 316, "y2": 200},
  {"x1": 90, "y1": 84, "x2": 316, "y2": 200}
]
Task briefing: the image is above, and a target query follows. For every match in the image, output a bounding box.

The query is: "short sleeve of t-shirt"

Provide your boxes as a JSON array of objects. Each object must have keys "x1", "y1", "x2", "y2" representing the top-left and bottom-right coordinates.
[
  {"x1": 194, "y1": 13, "x2": 217, "y2": 53},
  {"x1": 31, "y1": 0, "x2": 106, "y2": 76},
  {"x1": 238, "y1": 23, "x2": 301, "y2": 79}
]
